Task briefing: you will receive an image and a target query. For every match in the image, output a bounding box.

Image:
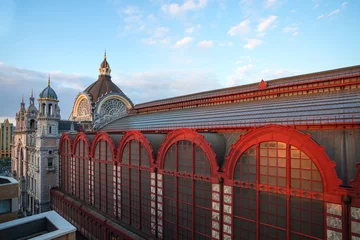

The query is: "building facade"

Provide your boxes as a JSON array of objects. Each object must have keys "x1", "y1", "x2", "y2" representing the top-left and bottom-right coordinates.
[
  {"x1": 70, "y1": 52, "x2": 134, "y2": 131},
  {"x1": 0, "y1": 119, "x2": 14, "y2": 158},
  {"x1": 11, "y1": 78, "x2": 77, "y2": 216},
  {"x1": 0, "y1": 176, "x2": 18, "y2": 223},
  {"x1": 53, "y1": 62, "x2": 360, "y2": 240}
]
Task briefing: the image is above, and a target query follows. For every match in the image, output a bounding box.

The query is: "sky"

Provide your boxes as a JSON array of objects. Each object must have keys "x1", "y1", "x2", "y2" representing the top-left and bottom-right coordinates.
[{"x1": 0, "y1": 0, "x2": 359, "y2": 124}]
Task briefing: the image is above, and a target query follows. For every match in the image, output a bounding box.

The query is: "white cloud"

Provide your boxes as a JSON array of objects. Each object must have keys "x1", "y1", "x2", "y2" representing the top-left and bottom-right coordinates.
[
  {"x1": 162, "y1": 0, "x2": 208, "y2": 17},
  {"x1": 327, "y1": 2, "x2": 348, "y2": 17},
  {"x1": 228, "y1": 19, "x2": 251, "y2": 36},
  {"x1": 197, "y1": 40, "x2": 213, "y2": 48},
  {"x1": 292, "y1": 32, "x2": 298, "y2": 36},
  {"x1": 112, "y1": 69, "x2": 222, "y2": 104},
  {"x1": 218, "y1": 41, "x2": 233, "y2": 47},
  {"x1": 244, "y1": 39, "x2": 262, "y2": 50},
  {"x1": 141, "y1": 38, "x2": 157, "y2": 45},
  {"x1": 236, "y1": 64, "x2": 254, "y2": 74},
  {"x1": 0, "y1": 62, "x2": 4, "y2": 65},
  {"x1": 123, "y1": 6, "x2": 140, "y2": 15},
  {"x1": 0, "y1": 63, "x2": 92, "y2": 119},
  {"x1": 328, "y1": 9, "x2": 340, "y2": 17},
  {"x1": 283, "y1": 27, "x2": 297, "y2": 33},
  {"x1": 160, "y1": 37, "x2": 170, "y2": 44},
  {"x1": 186, "y1": 27, "x2": 195, "y2": 33},
  {"x1": 264, "y1": 0, "x2": 276, "y2": 8},
  {"x1": 317, "y1": 15, "x2": 324, "y2": 20},
  {"x1": 257, "y1": 16, "x2": 277, "y2": 34},
  {"x1": 174, "y1": 37, "x2": 193, "y2": 48},
  {"x1": 153, "y1": 27, "x2": 169, "y2": 38},
  {"x1": 185, "y1": 24, "x2": 201, "y2": 34}
]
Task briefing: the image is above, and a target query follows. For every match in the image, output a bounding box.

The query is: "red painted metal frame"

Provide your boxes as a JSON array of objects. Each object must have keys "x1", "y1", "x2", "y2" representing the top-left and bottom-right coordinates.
[
  {"x1": 223, "y1": 124, "x2": 344, "y2": 197},
  {"x1": 156, "y1": 128, "x2": 218, "y2": 178},
  {"x1": 116, "y1": 131, "x2": 154, "y2": 234},
  {"x1": 51, "y1": 189, "x2": 137, "y2": 240},
  {"x1": 90, "y1": 131, "x2": 117, "y2": 159},
  {"x1": 116, "y1": 130, "x2": 156, "y2": 167}
]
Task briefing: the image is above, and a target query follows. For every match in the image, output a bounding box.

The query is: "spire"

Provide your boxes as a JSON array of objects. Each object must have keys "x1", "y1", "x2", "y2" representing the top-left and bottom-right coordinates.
[
  {"x1": 31, "y1": 88, "x2": 33, "y2": 98},
  {"x1": 104, "y1": 49, "x2": 106, "y2": 59},
  {"x1": 48, "y1": 74, "x2": 51, "y2": 87},
  {"x1": 21, "y1": 95, "x2": 24, "y2": 103},
  {"x1": 29, "y1": 88, "x2": 34, "y2": 105}
]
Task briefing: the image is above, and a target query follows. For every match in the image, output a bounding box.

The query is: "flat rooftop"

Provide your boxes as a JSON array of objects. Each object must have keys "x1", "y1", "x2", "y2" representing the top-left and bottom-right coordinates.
[{"x1": 0, "y1": 211, "x2": 76, "y2": 240}]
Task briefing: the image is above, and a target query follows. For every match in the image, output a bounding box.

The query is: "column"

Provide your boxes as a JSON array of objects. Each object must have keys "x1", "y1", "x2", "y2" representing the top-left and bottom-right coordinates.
[
  {"x1": 326, "y1": 202, "x2": 343, "y2": 240},
  {"x1": 223, "y1": 185, "x2": 233, "y2": 240}
]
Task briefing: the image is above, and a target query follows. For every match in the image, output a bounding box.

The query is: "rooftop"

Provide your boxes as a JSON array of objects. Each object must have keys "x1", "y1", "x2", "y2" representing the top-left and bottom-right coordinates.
[{"x1": 0, "y1": 211, "x2": 76, "y2": 240}]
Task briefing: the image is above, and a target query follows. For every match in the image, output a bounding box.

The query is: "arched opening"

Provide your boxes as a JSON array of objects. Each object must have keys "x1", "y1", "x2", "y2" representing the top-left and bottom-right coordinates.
[
  {"x1": 162, "y1": 140, "x2": 213, "y2": 239},
  {"x1": 49, "y1": 126, "x2": 52, "y2": 134},
  {"x1": 92, "y1": 134, "x2": 115, "y2": 214},
  {"x1": 48, "y1": 103, "x2": 53, "y2": 116},
  {"x1": 118, "y1": 139, "x2": 152, "y2": 234},
  {"x1": 30, "y1": 119, "x2": 35, "y2": 130},
  {"x1": 42, "y1": 103, "x2": 46, "y2": 115},
  {"x1": 72, "y1": 134, "x2": 90, "y2": 203},
  {"x1": 224, "y1": 125, "x2": 342, "y2": 240},
  {"x1": 59, "y1": 134, "x2": 72, "y2": 192},
  {"x1": 232, "y1": 142, "x2": 324, "y2": 239}
]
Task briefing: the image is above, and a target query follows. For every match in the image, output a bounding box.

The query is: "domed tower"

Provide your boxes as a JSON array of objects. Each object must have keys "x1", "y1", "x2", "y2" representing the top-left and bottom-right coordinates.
[
  {"x1": 37, "y1": 75, "x2": 60, "y2": 136},
  {"x1": 25, "y1": 89, "x2": 38, "y2": 132},
  {"x1": 71, "y1": 51, "x2": 134, "y2": 130}
]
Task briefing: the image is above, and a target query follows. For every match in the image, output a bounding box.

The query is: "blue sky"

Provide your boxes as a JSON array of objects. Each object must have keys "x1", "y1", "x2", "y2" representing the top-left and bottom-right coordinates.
[{"x1": 0, "y1": 0, "x2": 359, "y2": 123}]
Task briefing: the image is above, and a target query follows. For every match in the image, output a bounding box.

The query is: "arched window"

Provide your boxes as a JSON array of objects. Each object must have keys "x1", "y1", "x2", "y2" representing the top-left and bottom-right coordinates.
[
  {"x1": 60, "y1": 138, "x2": 71, "y2": 192},
  {"x1": 163, "y1": 140, "x2": 212, "y2": 240},
  {"x1": 73, "y1": 139, "x2": 89, "y2": 201},
  {"x1": 93, "y1": 139, "x2": 114, "y2": 214},
  {"x1": 232, "y1": 141, "x2": 324, "y2": 240},
  {"x1": 120, "y1": 140, "x2": 151, "y2": 234}
]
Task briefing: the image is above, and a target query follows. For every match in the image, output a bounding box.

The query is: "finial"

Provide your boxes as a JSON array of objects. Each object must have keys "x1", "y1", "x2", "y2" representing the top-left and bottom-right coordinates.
[
  {"x1": 31, "y1": 88, "x2": 33, "y2": 98},
  {"x1": 48, "y1": 74, "x2": 51, "y2": 87},
  {"x1": 21, "y1": 94, "x2": 24, "y2": 103},
  {"x1": 104, "y1": 49, "x2": 106, "y2": 59}
]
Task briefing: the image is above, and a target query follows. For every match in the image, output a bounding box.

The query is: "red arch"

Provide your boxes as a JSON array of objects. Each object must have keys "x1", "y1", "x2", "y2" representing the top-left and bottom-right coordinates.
[
  {"x1": 59, "y1": 133, "x2": 72, "y2": 154},
  {"x1": 90, "y1": 132, "x2": 116, "y2": 159},
  {"x1": 116, "y1": 130, "x2": 155, "y2": 166},
  {"x1": 72, "y1": 132, "x2": 91, "y2": 155},
  {"x1": 223, "y1": 124, "x2": 342, "y2": 193},
  {"x1": 157, "y1": 128, "x2": 219, "y2": 177}
]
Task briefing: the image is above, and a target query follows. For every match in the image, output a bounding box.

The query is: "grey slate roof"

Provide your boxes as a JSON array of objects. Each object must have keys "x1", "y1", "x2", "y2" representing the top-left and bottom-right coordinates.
[{"x1": 101, "y1": 89, "x2": 360, "y2": 131}]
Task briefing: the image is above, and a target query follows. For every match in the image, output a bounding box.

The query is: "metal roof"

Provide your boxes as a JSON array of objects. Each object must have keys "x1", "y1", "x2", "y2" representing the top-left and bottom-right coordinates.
[
  {"x1": 135, "y1": 65, "x2": 360, "y2": 109},
  {"x1": 101, "y1": 89, "x2": 360, "y2": 131}
]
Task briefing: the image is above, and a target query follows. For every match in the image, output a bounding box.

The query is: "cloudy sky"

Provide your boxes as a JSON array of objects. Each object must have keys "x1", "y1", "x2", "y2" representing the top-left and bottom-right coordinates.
[{"x1": 0, "y1": 0, "x2": 359, "y2": 124}]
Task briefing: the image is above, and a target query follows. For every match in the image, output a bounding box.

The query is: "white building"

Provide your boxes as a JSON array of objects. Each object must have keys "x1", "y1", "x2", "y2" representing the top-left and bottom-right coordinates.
[{"x1": 11, "y1": 77, "x2": 77, "y2": 215}]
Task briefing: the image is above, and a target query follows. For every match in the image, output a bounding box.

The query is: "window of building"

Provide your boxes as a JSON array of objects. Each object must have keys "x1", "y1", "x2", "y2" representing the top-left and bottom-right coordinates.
[
  {"x1": 232, "y1": 141, "x2": 324, "y2": 240},
  {"x1": 48, "y1": 158, "x2": 53, "y2": 167},
  {"x1": 163, "y1": 140, "x2": 212, "y2": 240},
  {"x1": 49, "y1": 126, "x2": 52, "y2": 134},
  {"x1": 0, "y1": 199, "x2": 11, "y2": 214}
]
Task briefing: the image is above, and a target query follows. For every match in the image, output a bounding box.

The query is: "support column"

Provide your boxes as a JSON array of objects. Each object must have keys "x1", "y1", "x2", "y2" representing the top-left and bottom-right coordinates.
[
  {"x1": 150, "y1": 171, "x2": 158, "y2": 237},
  {"x1": 222, "y1": 185, "x2": 233, "y2": 240},
  {"x1": 211, "y1": 183, "x2": 221, "y2": 239},
  {"x1": 156, "y1": 172, "x2": 163, "y2": 239},
  {"x1": 326, "y1": 202, "x2": 343, "y2": 240}
]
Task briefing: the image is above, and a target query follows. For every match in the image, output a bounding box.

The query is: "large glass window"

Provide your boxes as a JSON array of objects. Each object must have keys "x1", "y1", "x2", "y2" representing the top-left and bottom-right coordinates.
[
  {"x1": 233, "y1": 142, "x2": 324, "y2": 240},
  {"x1": 93, "y1": 140, "x2": 113, "y2": 214},
  {"x1": 163, "y1": 141, "x2": 212, "y2": 240},
  {"x1": 120, "y1": 140, "x2": 151, "y2": 235}
]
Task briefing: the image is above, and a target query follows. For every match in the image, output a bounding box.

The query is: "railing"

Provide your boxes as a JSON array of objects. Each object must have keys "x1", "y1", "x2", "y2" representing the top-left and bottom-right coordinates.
[{"x1": 50, "y1": 189, "x2": 141, "y2": 240}]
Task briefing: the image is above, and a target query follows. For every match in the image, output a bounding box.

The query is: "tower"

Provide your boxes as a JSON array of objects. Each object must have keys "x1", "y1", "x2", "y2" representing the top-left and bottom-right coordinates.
[
  {"x1": 37, "y1": 75, "x2": 60, "y2": 135},
  {"x1": 35, "y1": 75, "x2": 60, "y2": 212}
]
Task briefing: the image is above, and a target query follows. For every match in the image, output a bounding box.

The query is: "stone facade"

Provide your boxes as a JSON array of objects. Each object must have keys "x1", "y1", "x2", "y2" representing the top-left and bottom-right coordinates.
[{"x1": 11, "y1": 79, "x2": 71, "y2": 216}]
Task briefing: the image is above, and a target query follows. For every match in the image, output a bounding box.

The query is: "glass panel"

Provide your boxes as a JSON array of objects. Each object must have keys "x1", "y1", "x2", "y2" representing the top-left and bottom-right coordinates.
[{"x1": 234, "y1": 145, "x2": 257, "y2": 182}]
